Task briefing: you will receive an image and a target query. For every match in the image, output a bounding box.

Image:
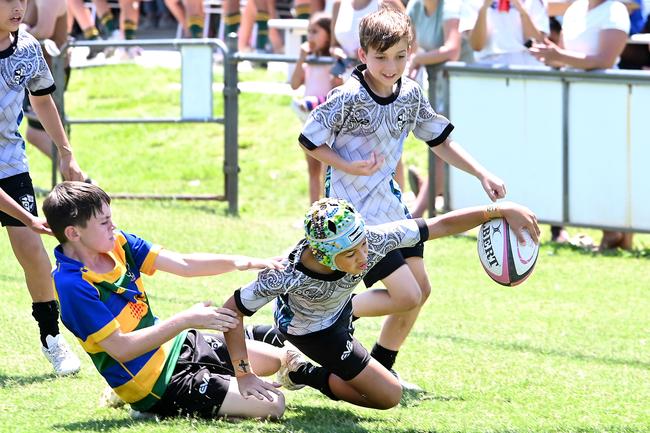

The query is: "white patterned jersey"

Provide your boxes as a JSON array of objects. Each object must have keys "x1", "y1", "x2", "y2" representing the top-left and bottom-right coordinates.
[
  {"x1": 235, "y1": 218, "x2": 429, "y2": 336},
  {"x1": 299, "y1": 65, "x2": 454, "y2": 225},
  {"x1": 0, "y1": 30, "x2": 55, "y2": 179}
]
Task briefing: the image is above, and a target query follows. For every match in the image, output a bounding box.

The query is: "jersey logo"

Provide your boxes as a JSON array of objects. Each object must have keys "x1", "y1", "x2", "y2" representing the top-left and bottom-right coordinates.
[
  {"x1": 198, "y1": 373, "x2": 210, "y2": 394},
  {"x1": 340, "y1": 340, "x2": 353, "y2": 360},
  {"x1": 18, "y1": 193, "x2": 35, "y2": 213},
  {"x1": 12, "y1": 67, "x2": 26, "y2": 86}
]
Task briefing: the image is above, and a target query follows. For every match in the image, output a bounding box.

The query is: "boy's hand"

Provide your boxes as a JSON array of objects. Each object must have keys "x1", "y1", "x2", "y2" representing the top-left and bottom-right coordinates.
[
  {"x1": 480, "y1": 172, "x2": 507, "y2": 201},
  {"x1": 236, "y1": 373, "x2": 282, "y2": 401},
  {"x1": 499, "y1": 201, "x2": 541, "y2": 244},
  {"x1": 28, "y1": 216, "x2": 52, "y2": 236},
  {"x1": 59, "y1": 153, "x2": 86, "y2": 182},
  {"x1": 184, "y1": 302, "x2": 239, "y2": 331},
  {"x1": 346, "y1": 152, "x2": 385, "y2": 176}
]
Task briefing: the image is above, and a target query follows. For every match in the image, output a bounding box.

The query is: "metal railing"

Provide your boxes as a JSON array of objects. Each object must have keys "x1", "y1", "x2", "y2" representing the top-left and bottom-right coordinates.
[{"x1": 51, "y1": 36, "x2": 240, "y2": 214}]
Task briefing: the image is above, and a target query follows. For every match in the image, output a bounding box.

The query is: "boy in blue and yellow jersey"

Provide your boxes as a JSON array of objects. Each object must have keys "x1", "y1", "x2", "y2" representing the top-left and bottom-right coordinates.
[{"x1": 42, "y1": 181, "x2": 287, "y2": 419}]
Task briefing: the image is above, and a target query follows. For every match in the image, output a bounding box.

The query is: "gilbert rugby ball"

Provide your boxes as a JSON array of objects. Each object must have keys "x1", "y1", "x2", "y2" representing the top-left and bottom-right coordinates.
[{"x1": 477, "y1": 217, "x2": 539, "y2": 286}]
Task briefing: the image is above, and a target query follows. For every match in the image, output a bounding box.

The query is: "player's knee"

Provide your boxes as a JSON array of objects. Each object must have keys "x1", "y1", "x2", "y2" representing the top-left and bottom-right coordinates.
[
  {"x1": 396, "y1": 287, "x2": 421, "y2": 311},
  {"x1": 418, "y1": 280, "x2": 431, "y2": 305}
]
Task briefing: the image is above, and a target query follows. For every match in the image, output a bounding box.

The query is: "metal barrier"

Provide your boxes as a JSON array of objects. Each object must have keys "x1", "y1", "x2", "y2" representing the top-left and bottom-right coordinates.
[
  {"x1": 443, "y1": 63, "x2": 650, "y2": 233},
  {"x1": 51, "y1": 36, "x2": 240, "y2": 214}
]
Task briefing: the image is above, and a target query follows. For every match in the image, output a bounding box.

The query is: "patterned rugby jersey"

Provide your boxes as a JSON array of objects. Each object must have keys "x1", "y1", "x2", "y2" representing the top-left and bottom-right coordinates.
[
  {"x1": 235, "y1": 218, "x2": 429, "y2": 336},
  {"x1": 299, "y1": 65, "x2": 454, "y2": 225},
  {"x1": 0, "y1": 30, "x2": 55, "y2": 179}
]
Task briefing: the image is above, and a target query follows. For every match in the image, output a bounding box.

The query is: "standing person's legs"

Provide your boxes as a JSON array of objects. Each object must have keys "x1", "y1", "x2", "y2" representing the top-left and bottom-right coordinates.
[
  {"x1": 2, "y1": 174, "x2": 80, "y2": 375},
  {"x1": 183, "y1": 0, "x2": 204, "y2": 37},
  {"x1": 164, "y1": 0, "x2": 186, "y2": 29}
]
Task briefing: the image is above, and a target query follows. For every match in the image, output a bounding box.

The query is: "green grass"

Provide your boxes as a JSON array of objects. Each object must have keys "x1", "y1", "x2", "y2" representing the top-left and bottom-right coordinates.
[{"x1": 1, "y1": 63, "x2": 649, "y2": 433}]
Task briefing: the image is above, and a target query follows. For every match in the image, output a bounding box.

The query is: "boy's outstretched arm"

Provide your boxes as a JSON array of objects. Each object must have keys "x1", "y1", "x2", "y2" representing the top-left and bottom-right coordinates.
[
  {"x1": 0, "y1": 187, "x2": 51, "y2": 235},
  {"x1": 29, "y1": 94, "x2": 85, "y2": 182},
  {"x1": 426, "y1": 201, "x2": 540, "y2": 244},
  {"x1": 431, "y1": 138, "x2": 506, "y2": 201},
  {"x1": 305, "y1": 145, "x2": 385, "y2": 177},
  {"x1": 153, "y1": 250, "x2": 284, "y2": 277},
  {"x1": 99, "y1": 301, "x2": 238, "y2": 363},
  {"x1": 222, "y1": 295, "x2": 280, "y2": 401}
]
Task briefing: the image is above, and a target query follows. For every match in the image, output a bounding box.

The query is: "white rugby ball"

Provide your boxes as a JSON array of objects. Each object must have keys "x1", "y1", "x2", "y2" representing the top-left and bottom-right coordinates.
[{"x1": 477, "y1": 217, "x2": 539, "y2": 286}]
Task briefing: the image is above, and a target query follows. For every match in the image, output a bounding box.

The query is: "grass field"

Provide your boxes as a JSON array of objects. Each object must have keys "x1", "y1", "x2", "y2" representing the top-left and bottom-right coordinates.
[{"x1": 0, "y1": 62, "x2": 649, "y2": 433}]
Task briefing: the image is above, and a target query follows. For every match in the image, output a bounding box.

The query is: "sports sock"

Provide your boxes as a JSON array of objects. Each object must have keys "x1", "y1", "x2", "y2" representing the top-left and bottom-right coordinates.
[
  {"x1": 245, "y1": 324, "x2": 286, "y2": 347},
  {"x1": 100, "y1": 11, "x2": 117, "y2": 35},
  {"x1": 123, "y1": 19, "x2": 137, "y2": 40},
  {"x1": 289, "y1": 362, "x2": 338, "y2": 400},
  {"x1": 83, "y1": 26, "x2": 100, "y2": 40},
  {"x1": 371, "y1": 342, "x2": 398, "y2": 371},
  {"x1": 255, "y1": 11, "x2": 270, "y2": 50},
  {"x1": 32, "y1": 301, "x2": 60, "y2": 347},
  {"x1": 293, "y1": 4, "x2": 310, "y2": 19},
  {"x1": 224, "y1": 13, "x2": 241, "y2": 36},
  {"x1": 188, "y1": 15, "x2": 204, "y2": 38}
]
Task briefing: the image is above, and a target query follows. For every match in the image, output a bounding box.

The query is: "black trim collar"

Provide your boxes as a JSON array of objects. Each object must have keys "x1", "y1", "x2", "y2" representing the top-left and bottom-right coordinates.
[
  {"x1": 0, "y1": 31, "x2": 19, "y2": 59},
  {"x1": 352, "y1": 64, "x2": 402, "y2": 105}
]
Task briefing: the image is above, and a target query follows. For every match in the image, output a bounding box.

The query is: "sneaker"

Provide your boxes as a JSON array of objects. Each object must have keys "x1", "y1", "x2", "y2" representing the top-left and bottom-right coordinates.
[
  {"x1": 276, "y1": 347, "x2": 307, "y2": 391},
  {"x1": 42, "y1": 334, "x2": 81, "y2": 376},
  {"x1": 390, "y1": 369, "x2": 424, "y2": 394},
  {"x1": 98, "y1": 386, "x2": 126, "y2": 408}
]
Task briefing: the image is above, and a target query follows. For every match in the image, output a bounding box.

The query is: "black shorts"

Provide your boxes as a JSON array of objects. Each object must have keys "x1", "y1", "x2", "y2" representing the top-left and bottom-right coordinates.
[
  {"x1": 363, "y1": 243, "x2": 425, "y2": 288},
  {"x1": 149, "y1": 330, "x2": 233, "y2": 418},
  {"x1": 283, "y1": 301, "x2": 371, "y2": 381},
  {"x1": 0, "y1": 173, "x2": 38, "y2": 227}
]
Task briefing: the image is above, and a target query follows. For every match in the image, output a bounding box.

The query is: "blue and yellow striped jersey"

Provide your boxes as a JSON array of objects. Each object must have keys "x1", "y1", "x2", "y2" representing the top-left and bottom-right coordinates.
[{"x1": 52, "y1": 230, "x2": 186, "y2": 411}]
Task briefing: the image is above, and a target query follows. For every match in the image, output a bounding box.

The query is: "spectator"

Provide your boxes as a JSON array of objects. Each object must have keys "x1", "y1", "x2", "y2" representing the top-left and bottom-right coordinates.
[
  {"x1": 405, "y1": 0, "x2": 473, "y2": 217},
  {"x1": 290, "y1": 13, "x2": 335, "y2": 204},
  {"x1": 530, "y1": 0, "x2": 632, "y2": 250},
  {"x1": 460, "y1": 0, "x2": 549, "y2": 65}
]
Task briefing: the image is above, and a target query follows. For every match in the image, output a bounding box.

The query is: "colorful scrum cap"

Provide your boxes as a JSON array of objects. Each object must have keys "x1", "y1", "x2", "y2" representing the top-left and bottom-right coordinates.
[{"x1": 304, "y1": 198, "x2": 366, "y2": 270}]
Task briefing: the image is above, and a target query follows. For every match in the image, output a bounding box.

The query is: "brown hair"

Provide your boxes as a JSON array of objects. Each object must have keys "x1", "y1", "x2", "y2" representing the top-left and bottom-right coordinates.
[
  {"x1": 309, "y1": 12, "x2": 332, "y2": 56},
  {"x1": 43, "y1": 181, "x2": 111, "y2": 244},
  {"x1": 358, "y1": 6, "x2": 413, "y2": 53}
]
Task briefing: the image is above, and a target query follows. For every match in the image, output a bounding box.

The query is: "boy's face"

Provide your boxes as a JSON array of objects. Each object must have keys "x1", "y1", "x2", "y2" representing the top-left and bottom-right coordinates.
[
  {"x1": 69, "y1": 202, "x2": 116, "y2": 254},
  {"x1": 358, "y1": 37, "x2": 409, "y2": 94},
  {"x1": 0, "y1": 0, "x2": 26, "y2": 33},
  {"x1": 333, "y1": 238, "x2": 369, "y2": 275}
]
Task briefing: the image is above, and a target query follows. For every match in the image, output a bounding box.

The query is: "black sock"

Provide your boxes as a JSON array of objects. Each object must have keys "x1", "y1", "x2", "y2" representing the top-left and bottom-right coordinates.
[
  {"x1": 371, "y1": 343, "x2": 398, "y2": 371},
  {"x1": 32, "y1": 301, "x2": 60, "y2": 347},
  {"x1": 289, "y1": 363, "x2": 338, "y2": 400},
  {"x1": 245, "y1": 324, "x2": 286, "y2": 347}
]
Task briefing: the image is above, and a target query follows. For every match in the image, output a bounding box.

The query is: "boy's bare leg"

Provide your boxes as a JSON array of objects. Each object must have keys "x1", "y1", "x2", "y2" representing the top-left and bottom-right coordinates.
[
  {"x1": 376, "y1": 257, "x2": 431, "y2": 351},
  {"x1": 328, "y1": 359, "x2": 401, "y2": 408},
  {"x1": 352, "y1": 264, "x2": 421, "y2": 317},
  {"x1": 7, "y1": 226, "x2": 55, "y2": 302}
]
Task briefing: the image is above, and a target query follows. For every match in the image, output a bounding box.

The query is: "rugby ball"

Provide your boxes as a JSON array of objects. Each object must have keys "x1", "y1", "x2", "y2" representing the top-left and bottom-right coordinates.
[{"x1": 477, "y1": 217, "x2": 539, "y2": 286}]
